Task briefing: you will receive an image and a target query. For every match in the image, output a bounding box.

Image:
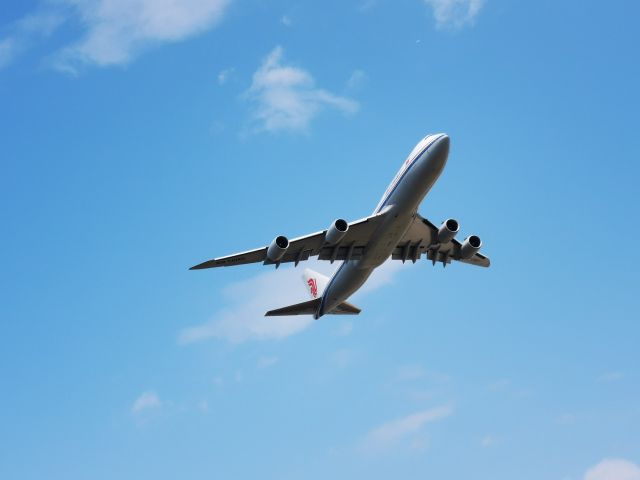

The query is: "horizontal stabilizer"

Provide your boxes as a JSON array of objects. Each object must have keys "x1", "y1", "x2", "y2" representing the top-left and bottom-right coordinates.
[
  {"x1": 265, "y1": 298, "x2": 361, "y2": 317},
  {"x1": 265, "y1": 298, "x2": 322, "y2": 316},
  {"x1": 332, "y1": 301, "x2": 361, "y2": 315}
]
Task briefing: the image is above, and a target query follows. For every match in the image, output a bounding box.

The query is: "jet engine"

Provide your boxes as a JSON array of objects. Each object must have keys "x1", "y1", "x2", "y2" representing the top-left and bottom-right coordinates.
[
  {"x1": 437, "y1": 218, "x2": 459, "y2": 243},
  {"x1": 325, "y1": 218, "x2": 349, "y2": 244},
  {"x1": 267, "y1": 235, "x2": 289, "y2": 262},
  {"x1": 460, "y1": 235, "x2": 482, "y2": 259}
]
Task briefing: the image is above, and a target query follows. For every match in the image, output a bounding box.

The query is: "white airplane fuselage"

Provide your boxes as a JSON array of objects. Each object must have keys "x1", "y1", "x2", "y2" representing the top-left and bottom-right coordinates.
[{"x1": 317, "y1": 133, "x2": 450, "y2": 318}]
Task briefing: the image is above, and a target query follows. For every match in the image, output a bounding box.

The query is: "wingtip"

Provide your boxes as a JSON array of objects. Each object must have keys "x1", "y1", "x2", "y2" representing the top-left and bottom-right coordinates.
[{"x1": 189, "y1": 260, "x2": 214, "y2": 270}]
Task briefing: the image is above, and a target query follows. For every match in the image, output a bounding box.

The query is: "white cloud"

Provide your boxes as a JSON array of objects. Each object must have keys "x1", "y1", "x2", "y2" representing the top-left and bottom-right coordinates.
[
  {"x1": 244, "y1": 46, "x2": 358, "y2": 133},
  {"x1": 0, "y1": 9, "x2": 66, "y2": 69},
  {"x1": 423, "y1": 0, "x2": 485, "y2": 29},
  {"x1": 54, "y1": 0, "x2": 230, "y2": 71},
  {"x1": 0, "y1": 38, "x2": 17, "y2": 69},
  {"x1": 257, "y1": 355, "x2": 279, "y2": 369},
  {"x1": 18, "y1": 11, "x2": 66, "y2": 36},
  {"x1": 361, "y1": 405, "x2": 452, "y2": 452},
  {"x1": 179, "y1": 263, "x2": 325, "y2": 344},
  {"x1": 217, "y1": 67, "x2": 234, "y2": 85},
  {"x1": 180, "y1": 259, "x2": 404, "y2": 344},
  {"x1": 584, "y1": 459, "x2": 640, "y2": 480},
  {"x1": 131, "y1": 391, "x2": 161, "y2": 413}
]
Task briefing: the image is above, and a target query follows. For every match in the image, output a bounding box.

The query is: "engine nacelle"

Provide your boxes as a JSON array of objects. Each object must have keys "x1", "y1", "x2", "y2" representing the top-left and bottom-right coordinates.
[
  {"x1": 437, "y1": 218, "x2": 459, "y2": 243},
  {"x1": 460, "y1": 235, "x2": 482, "y2": 259},
  {"x1": 325, "y1": 218, "x2": 349, "y2": 244},
  {"x1": 267, "y1": 235, "x2": 289, "y2": 262}
]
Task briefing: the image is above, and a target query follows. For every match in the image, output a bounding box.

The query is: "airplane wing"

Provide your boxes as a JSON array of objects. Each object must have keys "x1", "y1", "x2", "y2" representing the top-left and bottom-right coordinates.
[
  {"x1": 190, "y1": 208, "x2": 391, "y2": 270},
  {"x1": 393, "y1": 214, "x2": 490, "y2": 267}
]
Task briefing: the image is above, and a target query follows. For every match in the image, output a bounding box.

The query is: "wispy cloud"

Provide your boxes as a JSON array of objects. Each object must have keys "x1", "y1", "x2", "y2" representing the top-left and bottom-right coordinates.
[
  {"x1": 597, "y1": 371, "x2": 624, "y2": 383},
  {"x1": 131, "y1": 391, "x2": 161, "y2": 414},
  {"x1": 391, "y1": 362, "x2": 453, "y2": 385},
  {"x1": 280, "y1": 15, "x2": 292, "y2": 27},
  {"x1": 556, "y1": 413, "x2": 577, "y2": 425},
  {"x1": 198, "y1": 399, "x2": 209, "y2": 412},
  {"x1": 334, "y1": 321, "x2": 353, "y2": 337},
  {"x1": 0, "y1": 10, "x2": 66, "y2": 69},
  {"x1": 346, "y1": 69, "x2": 367, "y2": 89},
  {"x1": 0, "y1": 38, "x2": 17, "y2": 69},
  {"x1": 396, "y1": 364, "x2": 426, "y2": 382},
  {"x1": 480, "y1": 434, "x2": 495, "y2": 447},
  {"x1": 423, "y1": 0, "x2": 485, "y2": 29},
  {"x1": 257, "y1": 356, "x2": 279, "y2": 369},
  {"x1": 330, "y1": 348, "x2": 356, "y2": 369},
  {"x1": 244, "y1": 46, "x2": 358, "y2": 133},
  {"x1": 584, "y1": 459, "x2": 640, "y2": 480},
  {"x1": 357, "y1": 0, "x2": 378, "y2": 12},
  {"x1": 179, "y1": 265, "x2": 321, "y2": 344},
  {"x1": 360, "y1": 405, "x2": 453, "y2": 452},
  {"x1": 217, "y1": 67, "x2": 234, "y2": 85},
  {"x1": 180, "y1": 259, "x2": 403, "y2": 344},
  {"x1": 17, "y1": 10, "x2": 66, "y2": 36},
  {"x1": 487, "y1": 378, "x2": 510, "y2": 391},
  {"x1": 53, "y1": 0, "x2": 230, "y2": 72}
]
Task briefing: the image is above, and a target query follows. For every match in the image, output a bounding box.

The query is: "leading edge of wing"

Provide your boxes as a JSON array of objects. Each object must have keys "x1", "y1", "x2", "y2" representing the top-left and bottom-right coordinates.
[{"x1": 189, "y1": 208, "x2": 393, "y2": 270}]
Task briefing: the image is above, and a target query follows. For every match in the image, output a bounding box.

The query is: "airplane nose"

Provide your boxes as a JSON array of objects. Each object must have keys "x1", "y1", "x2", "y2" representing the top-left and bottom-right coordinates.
[{"x1": 432, "y1": 134, "x2": 450, "y2": 157}]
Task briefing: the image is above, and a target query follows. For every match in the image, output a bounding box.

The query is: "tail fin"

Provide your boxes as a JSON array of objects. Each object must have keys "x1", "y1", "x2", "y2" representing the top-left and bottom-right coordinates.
[
  {"x1": 265, "y1": 268, "x2": 361, "y2": 317},
  {"x1": 302, "y1": 268, "x2": 329, "y2": 300}
]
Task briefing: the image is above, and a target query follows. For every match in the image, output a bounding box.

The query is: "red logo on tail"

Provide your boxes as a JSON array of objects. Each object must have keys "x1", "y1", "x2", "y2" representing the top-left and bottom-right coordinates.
[{"x1": 307, "y1": 278, "x2": 318, "y2": 298}]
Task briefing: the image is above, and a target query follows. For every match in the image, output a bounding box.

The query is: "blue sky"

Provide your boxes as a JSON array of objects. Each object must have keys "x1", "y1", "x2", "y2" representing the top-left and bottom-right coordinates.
[{"x1": 1, "y1": 0, "x2": 639, "y2": 479}]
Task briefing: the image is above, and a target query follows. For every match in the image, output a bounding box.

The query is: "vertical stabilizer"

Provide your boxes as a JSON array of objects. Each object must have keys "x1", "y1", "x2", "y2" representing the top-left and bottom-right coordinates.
[{"x1": 302, "y1": 269, "x2": 329, "y2": 300}]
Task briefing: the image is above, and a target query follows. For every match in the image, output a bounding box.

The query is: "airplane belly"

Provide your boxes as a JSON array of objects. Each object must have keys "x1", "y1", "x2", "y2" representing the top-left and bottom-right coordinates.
[
  {"x1": 360, "y1": 207, "x2": 415, "y2": 268},
  {"x1": 320, "y1": 262, "x2": 374, "y2": 316},
  {"x1": 320, "y1": 137, "x2": 452, "y2": 316},
  {"x1": 361, "y1": 150, "x2": 448, "y2": 267}
]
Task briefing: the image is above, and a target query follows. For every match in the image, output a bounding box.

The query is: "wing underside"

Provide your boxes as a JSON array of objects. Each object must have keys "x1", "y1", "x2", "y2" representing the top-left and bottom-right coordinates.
[
  {"x1": 190, "y1": 211, "x2": 489, "y2": 270},
  {"x1": 394, "y1": 215, "x2": 490, "y2": 267},
  {"x1": 190, "y1": 212, "x2": 387, "y2": 270}
]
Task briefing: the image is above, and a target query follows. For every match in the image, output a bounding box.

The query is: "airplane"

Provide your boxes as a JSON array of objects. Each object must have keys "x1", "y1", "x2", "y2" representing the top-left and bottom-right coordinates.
[{"x1": 190, "y1": 133, "x2": 489, "y2": 319}]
